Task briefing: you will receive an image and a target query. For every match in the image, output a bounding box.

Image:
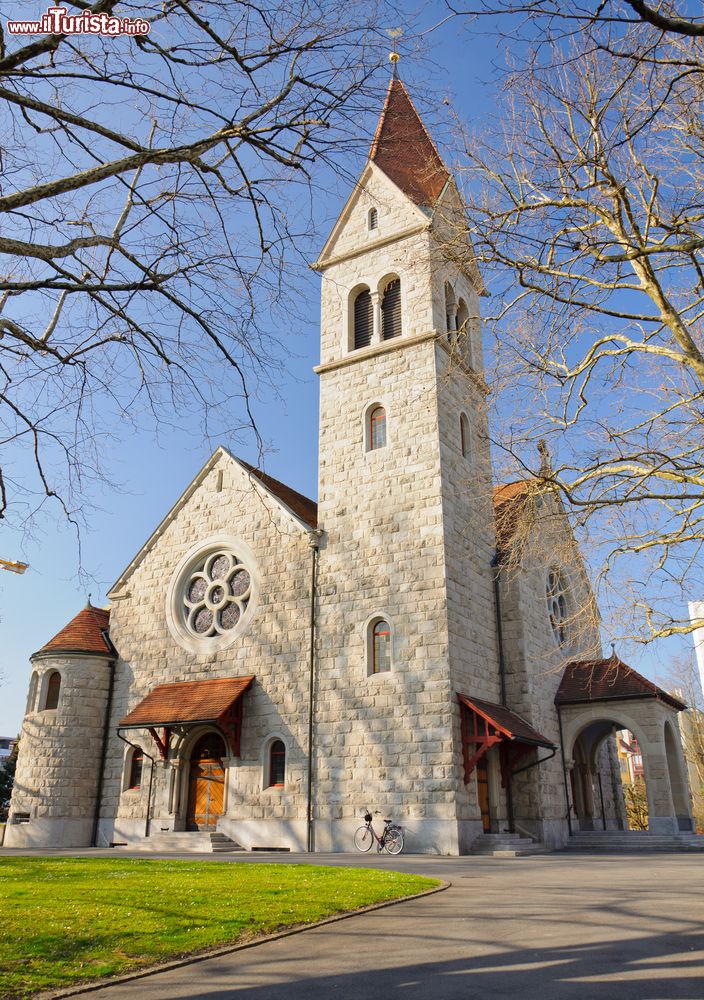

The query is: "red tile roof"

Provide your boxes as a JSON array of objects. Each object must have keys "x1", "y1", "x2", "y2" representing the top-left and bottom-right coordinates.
[
  {"x1": 34, "y1": 604, "x2": 112, "y2": 658},
  {"x1": 119, "y1": 675, "x2": 255, "y2": 728},
  {"x1": 238, "y1": 460, "x2": 317, "y2": 528},
  {"x1": 370, "y1": 78, "x2": 450, "y2": 208},
  {"x1": 458, "y1": 693, "x2": 555, "y2": 748},
  {"x1": 555, "y1": 657, "x2": 685, "y2": 711}
]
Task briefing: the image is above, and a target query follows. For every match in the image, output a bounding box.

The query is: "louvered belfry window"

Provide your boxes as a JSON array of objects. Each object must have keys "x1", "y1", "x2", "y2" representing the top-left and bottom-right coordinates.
[
  {"x1": 354, "y1": 288, "x2": 373, "y2": 350},
  {"x1": 381, "y1": 278, "x2": 402, "y2": 340}
]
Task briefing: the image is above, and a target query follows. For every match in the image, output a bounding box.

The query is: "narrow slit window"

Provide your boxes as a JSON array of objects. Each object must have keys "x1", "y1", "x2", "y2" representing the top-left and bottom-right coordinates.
[
  {"x1": 269, "y1": 740, "x2": 286, "y2": 787},
  {"x1": 128, "y1": 750, "x2": 144, "y2": 790},
  {"x1": 369, "y1": 207, "x2": 378, "y2": 231},
  {"x1": 372, "y1": 620, "x2": 391, "y2": 673},
  {"x1": 460, "y1": 413, "x2": 470, "y2": 458},
  {"x1": 369, "y1": 406, "x2": 387, "y2": 451},
  {"x1": 27, "y1": 672, "x2": 39, "y2": 714}
]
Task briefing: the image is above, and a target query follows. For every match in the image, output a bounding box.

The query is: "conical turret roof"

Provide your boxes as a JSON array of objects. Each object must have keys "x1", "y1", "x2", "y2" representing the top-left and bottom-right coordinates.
[
  {"x1": 33, "y1": 603, "x2": 112, "y2": 658},
  {"x1": 369, "y1": 78, "x2": 450, "y2": 208}
]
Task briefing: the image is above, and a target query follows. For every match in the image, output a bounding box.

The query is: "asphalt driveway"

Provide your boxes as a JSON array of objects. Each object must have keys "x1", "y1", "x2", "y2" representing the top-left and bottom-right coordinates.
[{"x1": 14, "y1": 850, "x2": 704, "y2": 1000}]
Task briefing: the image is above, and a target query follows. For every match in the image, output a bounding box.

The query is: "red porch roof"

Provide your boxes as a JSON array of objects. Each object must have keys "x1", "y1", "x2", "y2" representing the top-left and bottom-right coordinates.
[
  {"x1": 458, "y1": 694, "x2": 554, "y2": 748},
  {"x1": 119, "y1": 676, "x2": 255, "y2": 728}
]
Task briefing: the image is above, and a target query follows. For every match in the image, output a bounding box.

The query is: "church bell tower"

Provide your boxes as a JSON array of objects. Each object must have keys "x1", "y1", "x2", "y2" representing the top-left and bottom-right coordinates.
[{"x1": 310, "y1": 75, "x2": 503, "y2": 854}]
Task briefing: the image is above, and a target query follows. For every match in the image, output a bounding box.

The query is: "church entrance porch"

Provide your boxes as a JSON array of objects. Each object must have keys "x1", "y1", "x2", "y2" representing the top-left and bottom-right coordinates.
[
  {"x1": 556, "y1": 657, "x2": 694, "y2": 837},
  {"x1": 186, "y1": 733, "x2": 227, "y2": 831},
  {"x1": 458, "y1": 693, "x2": 556, "y2": 840}
]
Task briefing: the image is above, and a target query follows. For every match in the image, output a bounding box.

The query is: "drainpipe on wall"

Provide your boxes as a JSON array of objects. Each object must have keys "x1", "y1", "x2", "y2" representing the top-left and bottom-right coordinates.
[
  {"x1": 91, "y1": 631, "x2": 117, "y2": 848},
  {"x1": 491, "y1": 553, "x2": 514, "y2": 833},
  {"x1": 306, "y1": 529, "x2": 322, "y2": 853}
]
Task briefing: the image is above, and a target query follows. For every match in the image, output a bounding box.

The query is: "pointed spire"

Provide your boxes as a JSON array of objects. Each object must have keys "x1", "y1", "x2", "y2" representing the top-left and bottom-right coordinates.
[
  {"x1": 537, "y1": 439, "x2": 553, "y2": 477},
  {"x1": 369, "y1": 78, "x2": 450, "y2": 209}
]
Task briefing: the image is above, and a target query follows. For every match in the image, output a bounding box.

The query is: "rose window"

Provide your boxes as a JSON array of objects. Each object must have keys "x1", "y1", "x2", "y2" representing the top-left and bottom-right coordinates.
[{"x1": 183, "y1": 551, "x2": 251, "y2": 637}]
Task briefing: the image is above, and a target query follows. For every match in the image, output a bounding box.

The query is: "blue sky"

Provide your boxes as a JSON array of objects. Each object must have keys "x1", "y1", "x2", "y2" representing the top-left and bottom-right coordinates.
[{"x1": 0, "y1": 3, "x2": 694, "y2": 733}]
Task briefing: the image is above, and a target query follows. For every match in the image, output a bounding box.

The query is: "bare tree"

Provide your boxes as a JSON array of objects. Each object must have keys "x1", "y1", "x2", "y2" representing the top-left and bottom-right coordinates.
[
  {"x1": 446, "y1": 5, "x2": 704, "y2": 642},
  {"x1": 0, "y1": 1, "x2": 387, "y2": 540},
  {"x1": 443, "y1": 1, "x2": 704, "y2": 43}
]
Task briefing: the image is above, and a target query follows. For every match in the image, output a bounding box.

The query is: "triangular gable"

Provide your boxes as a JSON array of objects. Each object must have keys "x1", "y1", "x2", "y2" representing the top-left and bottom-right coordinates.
[
  {"x1": 314, "y1": 161, "x2": 429, "y2": 270},
  {"x1": 108, "y1": 447, "x2": 317, "y2": 597}
]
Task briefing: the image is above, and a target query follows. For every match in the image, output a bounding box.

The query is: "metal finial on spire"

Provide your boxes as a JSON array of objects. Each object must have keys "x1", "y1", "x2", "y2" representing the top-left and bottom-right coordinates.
[
  {"x1": 611, "y1": 642, "x2": 617, "y2": 659},
  {"x1": 387, "y1": 28, "x2": 402, "y2": 77},
  {"x1": 86, "y1": 593, "x2": 92, "y2": 608}
]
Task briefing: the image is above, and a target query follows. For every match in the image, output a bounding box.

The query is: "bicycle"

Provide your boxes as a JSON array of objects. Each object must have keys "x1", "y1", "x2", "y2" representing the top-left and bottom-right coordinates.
[{"x1": 353, "y1": 808, "x2": 404, "y2": 854}]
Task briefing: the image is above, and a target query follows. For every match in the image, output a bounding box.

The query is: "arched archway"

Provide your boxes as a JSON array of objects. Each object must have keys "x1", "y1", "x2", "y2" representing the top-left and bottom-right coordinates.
[
  {"x1": 569, "y1": 718, "x2": 632, "y2": 832},
  {"x1": 186, "y1": 731, "x2": 227, "y2": 831}
]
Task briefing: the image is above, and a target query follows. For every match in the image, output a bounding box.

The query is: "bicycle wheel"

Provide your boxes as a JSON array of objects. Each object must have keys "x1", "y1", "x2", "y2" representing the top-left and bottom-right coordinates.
[
  {"x1": 384, "y1": 827, "x2": 404, "y2": 855},
  {"x1": 354, "y1": 825, "x2": 374, "y2": 852}
]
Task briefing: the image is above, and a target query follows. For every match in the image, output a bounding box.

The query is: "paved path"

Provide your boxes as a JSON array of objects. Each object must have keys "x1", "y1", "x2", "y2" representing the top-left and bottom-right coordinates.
[{"x1": 10, "y1": 850, "x2": 704, "y2": 999}]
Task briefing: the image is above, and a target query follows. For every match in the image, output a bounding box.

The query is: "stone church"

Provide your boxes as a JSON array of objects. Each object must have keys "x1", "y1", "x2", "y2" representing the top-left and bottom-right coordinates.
[{"x1": 7, "y1": 78, "x2": 695, "y2": 854}]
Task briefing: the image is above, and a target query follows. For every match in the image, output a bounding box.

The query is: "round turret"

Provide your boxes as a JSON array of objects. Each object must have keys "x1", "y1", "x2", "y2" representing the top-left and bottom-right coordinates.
[{"x1": 5, "y1": 603, "x2": 114, "y2": 848}]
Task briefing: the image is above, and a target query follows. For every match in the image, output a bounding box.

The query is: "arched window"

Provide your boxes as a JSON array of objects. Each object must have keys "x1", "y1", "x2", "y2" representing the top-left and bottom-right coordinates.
[
  {"x1": 371, "y1": 619, "x2": 391, "y2": 674},
  {"x1": 26, "y1": 671, "x2": 39, "y2": 714},
  {"x1": 128, "y1": 749, "x2": 144, "y2": 790},
  {"x1": 381, "y1": 278, "x2": 402, "y2": 340},
  {"x1": 368, "y1": 405, "x2": 387, "y2": 451},
  {"x1": 456, "y1": 298, "x2": 471, "y2": 365},
  {"x1": 460, "y1": 413, "x2": 470, "y2": 459},
  {"x1": 456, "y1": 298, "x2": 469, "y2": 332},
  {"x1": 445, "y1": 282, "x2": 457, "y2": 335},
  {"x1": 547, "y1": 569, "x2": 568, "y2": 645},
  {"x1": 368, "y1": 207, "x2": 378, "y2": 231},
  {"x1": 353, "y1": 287, "x2": 373, "y2": 350},
  {"x1": 268, "y1": 740, "x2": 286, "y2": 787},
  {"x1": 43, "y1": 671, "x2": 61, "y2": 711}
]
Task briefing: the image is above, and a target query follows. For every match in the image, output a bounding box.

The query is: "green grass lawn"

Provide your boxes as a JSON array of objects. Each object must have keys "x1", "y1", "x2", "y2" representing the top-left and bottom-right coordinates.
[{"x1": 0, "y1": 858, "x2": 438, "y2": 998}]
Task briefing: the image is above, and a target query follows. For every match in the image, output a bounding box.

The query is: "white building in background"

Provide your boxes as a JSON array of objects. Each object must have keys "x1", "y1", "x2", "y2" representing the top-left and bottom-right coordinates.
[{"x1": 688, "y1": 602, "x2": 704, "y2": 700}]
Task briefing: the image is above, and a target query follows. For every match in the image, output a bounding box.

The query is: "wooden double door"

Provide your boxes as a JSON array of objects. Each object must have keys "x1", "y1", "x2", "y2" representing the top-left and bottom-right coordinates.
[
  {"x1": 476, "y1": 757, "x2": 492, "y2": 833},
  {"x1": 186, "y1": 733, "x2": 226, "y2": 831}
]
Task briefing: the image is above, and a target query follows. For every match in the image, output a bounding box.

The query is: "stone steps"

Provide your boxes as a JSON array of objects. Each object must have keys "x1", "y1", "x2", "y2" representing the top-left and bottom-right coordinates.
[
  {"x1": 470, "y1": 833, "x2": 546, "y2": 857},
  {"x1": 114, "y1": 831, "x2": 245, "y2": 854},
  {"x1": 563, "y1": 831, "x2": 704, "y2": 853}
]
